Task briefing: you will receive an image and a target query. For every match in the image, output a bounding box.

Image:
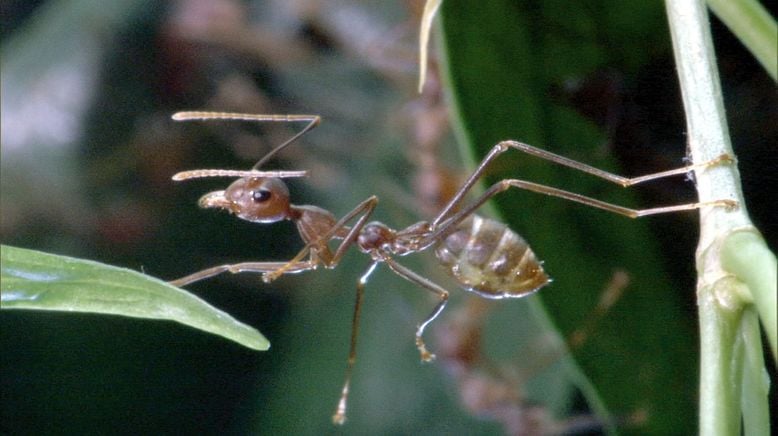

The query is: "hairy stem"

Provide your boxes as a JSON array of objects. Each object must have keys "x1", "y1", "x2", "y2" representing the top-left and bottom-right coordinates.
[{"x1": 665, "y1": 0, "x2": 775, "y2": 434}]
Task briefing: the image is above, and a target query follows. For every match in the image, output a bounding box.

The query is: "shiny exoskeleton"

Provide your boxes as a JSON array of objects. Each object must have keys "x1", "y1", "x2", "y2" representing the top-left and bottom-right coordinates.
[{"x1": 435, "y1": 215, "x2": 549, "y2": 299}]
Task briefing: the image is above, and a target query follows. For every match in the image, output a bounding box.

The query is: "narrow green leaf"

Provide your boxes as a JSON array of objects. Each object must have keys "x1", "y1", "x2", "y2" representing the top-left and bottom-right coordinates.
[
  {"x1": 707, "y1": 0, "x2": 778, "y2": 81},
  {"x1": 1, "y1": 245, "x2": 269, "y2": 351},
  {"x1": 439, "y1": 1, "x2": 697, "y2": 433},
  {"x1": 738, "y1": 309, "x2": 770, "y2": 436}
]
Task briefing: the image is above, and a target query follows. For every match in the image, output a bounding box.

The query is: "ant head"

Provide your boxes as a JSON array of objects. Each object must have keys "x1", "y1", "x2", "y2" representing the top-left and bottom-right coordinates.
[
  {"x1": 199, "y1": 177, "x2": 291, "y2": 223},
  {"x1": 171, "y1": 110, "x2": 319, "y2": 223}
]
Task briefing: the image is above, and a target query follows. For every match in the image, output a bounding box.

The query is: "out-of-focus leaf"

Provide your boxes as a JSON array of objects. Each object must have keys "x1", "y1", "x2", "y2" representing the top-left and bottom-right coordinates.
[
  {"x1": 1, "y1": 245, "x2": 269, "y2": 351},
  {"x1": 707, "y1": 0, "x2": 778, "y2": 81},
  {"x1": 1, "y1": 0, "x2": 152, "y2": 235},
  {"x1": 439, "y1": 1, "x2": 697, "y2": 433}
]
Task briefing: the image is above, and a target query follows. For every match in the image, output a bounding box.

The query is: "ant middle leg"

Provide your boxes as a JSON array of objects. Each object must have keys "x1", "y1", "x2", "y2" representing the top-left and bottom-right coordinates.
[
  {"x1": 333, "y1": 261, "x2": 377, "y2": 425},
  {"x1": 263, "y1": 196, "x2": 379, "y2": 282},
  {"x1": 383, "y1": 257, "x2": 450, "y2": 362},
  {"x1": 432, "y1": 140, "x2": 735, "y2": 227}
]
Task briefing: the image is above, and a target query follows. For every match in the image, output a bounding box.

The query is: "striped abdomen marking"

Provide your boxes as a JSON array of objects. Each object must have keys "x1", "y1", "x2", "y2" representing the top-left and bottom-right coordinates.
[{"x1": 434, "y1": 215, "x2": 550, "y2": 299}]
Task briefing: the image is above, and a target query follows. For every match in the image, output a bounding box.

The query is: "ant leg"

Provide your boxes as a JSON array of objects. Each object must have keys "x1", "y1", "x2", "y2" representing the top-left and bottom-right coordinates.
[
  {"x1": 432, "y1": 140, "x2": 734, "y2": 227},
  {"x1": 423, "y1": 178, "x2": 738, "y2": 245},
  {"x1": 261, "y1": 246, "x2": 315, "y2": 284},
  {"x1": 263, "y1": 197, "x2": 379, "y2": 282},
  {"x1": 322, "y1": 197, "x2": 379, "y2": 265},
  {"x1": 188, "y1": 197, "x2": 375, "y2": 287},
  {"x1": 169, "y1": 260, "x2": 315, "y2": 288},
  {"x1": 383, "y1": 257, "x2": 450, "y2": 362},
  {"x1": 333, "y1": 261, "x2": 378, "y2": 425}
]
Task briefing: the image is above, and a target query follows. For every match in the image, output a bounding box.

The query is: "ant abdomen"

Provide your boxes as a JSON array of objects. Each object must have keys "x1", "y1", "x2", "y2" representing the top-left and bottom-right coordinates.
[{"x1": 435, "y1": 215, "x2": 550, "y2": 299}]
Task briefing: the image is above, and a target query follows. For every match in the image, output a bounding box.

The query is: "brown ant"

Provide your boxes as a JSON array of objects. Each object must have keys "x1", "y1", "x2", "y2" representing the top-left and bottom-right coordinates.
[{"x1": 168, "y1": 110, "x2": 737, "y2": 425}]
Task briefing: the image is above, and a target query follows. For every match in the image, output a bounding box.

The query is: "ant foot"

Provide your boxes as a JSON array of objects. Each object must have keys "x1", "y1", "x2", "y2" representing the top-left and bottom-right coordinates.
[
  {"x1": 262, "y1": 271, "x2": 282, "y2": 283},
  {"x1": 714, "y1": 199, "x2": 739, "y2": 211},
  {"x1": 707, "y1": 153, "x2": 735, "y2": 167},
  {"x1": 416, "y1": 337, "x2": 437, "y2": 363},
  {"x1": 332, "y1": 412, "x2": 346, "y2": 426}
]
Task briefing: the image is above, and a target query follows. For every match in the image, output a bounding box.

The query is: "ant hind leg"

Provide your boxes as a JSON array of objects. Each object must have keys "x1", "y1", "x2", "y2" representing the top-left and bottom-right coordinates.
[{"x1": 432, "y1": 139, "x2": 736, "y2": 227}]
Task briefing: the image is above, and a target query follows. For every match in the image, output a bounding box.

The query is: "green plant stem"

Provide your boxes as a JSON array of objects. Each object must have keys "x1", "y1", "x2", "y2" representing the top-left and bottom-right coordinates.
[
  {"x1": 737, "y1": 308, "x2": 771, "y2": 435},
  {"x1": 696, "y1": 277, "x2": 746, "y2": 435},
  {"x1": 665, "y1": 0, "x2": 775, "y2": 434},
  {"x1": 707, "y1": 0, "x2": 778, "y2": 81}
]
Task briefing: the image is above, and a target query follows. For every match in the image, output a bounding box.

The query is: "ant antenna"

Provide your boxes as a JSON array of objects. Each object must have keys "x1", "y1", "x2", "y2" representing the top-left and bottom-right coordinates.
[
  {"x1": 171, "y1": 169, "x2": 308, "y2": 181},
  {"x1": 172, "y1": 111, "x2": 321, "y2": 170}
]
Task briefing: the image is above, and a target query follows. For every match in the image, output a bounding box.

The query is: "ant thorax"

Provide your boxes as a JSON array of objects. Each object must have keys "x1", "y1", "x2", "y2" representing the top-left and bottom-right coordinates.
[{"x1": 292, "y1": 205, "x2": 345, "y2": 244}]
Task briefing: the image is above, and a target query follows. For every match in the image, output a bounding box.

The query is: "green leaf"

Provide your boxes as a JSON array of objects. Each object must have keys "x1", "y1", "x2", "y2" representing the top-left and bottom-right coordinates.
[
  {"x1": 707, "y1": 0, "x2": 778, "y2": 81},
  {"x1": 439, "y1": 1, "x2": 697, "y2": 433},
  {"x1": 1, "y1": 245, "x2": 269, "y2": 351}
]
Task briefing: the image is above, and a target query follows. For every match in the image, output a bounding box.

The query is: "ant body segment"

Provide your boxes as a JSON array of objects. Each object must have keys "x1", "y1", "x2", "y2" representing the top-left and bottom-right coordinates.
[{"x1": 169, "y1": 111, "x2": 736, "y2": 424}]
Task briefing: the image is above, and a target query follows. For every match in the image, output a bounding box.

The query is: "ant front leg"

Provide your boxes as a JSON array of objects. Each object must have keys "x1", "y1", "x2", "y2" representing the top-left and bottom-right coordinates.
[
  {"x1": 170, "y1": 260, "x2": 316, "y2": 288},
  {"x1": 263, "y1": 196, "x2": 379, "y2": 283},
  {"x1": 432, "y1": 140, "x2": 736, "y2": 228}
]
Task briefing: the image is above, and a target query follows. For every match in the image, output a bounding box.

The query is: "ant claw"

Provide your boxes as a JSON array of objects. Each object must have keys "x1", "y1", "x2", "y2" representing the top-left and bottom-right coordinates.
[
  {"x1": 262, "y1": 272, "x2": 279, "y2": 283},
  {"x1": 332, "y1": 413, "x2": 346, "y2": 426},
  {"x1": 416, "y1": 339, "x2": 437, "y2": 362},
  {"x1": 721, "y1": 199, "x2": 739, "y2": 211}
]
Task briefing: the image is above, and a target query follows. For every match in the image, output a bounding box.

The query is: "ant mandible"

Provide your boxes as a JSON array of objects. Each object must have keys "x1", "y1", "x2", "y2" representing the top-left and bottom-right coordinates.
[{"x1": 168, "y1": 111, "x2": 737, "y2": 424}]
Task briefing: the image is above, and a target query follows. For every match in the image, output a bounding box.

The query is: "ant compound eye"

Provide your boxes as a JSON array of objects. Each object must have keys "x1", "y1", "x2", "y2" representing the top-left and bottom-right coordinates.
[
  {"x1": 252, "y1": 189, "x2": 272, "y2": 203},
  {"x1": 225, "y1": 177, "x2": 290, "y2": 223}
]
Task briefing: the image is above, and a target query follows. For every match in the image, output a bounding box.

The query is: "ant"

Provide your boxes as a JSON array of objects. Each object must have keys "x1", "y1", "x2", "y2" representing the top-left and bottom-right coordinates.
[{"x1": 168, "y1": 110, "x2": 737, "y2": 425}]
